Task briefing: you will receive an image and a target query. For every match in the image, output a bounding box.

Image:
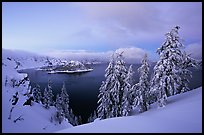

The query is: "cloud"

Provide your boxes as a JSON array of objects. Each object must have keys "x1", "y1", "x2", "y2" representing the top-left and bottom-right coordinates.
[
  {"x1": 161, "y1": 2, "x2": 202, "y2": 42},
  {"x1": 115, "y1": 47, "x2": 147, "y2": 63},
  {"x1": 44, "y1": 47, "x2": 151, "y2": 63},
  {"x1": 75, "y1": 2, "x2": 165, "y2": 43},
  {"x1": 44, "y1": 49, "x2": 113, "y2": 61},
  {"x1": 3, "y1": 2, "x2": 201, "y2": 60},
  {"x1": 77, "y1": 2, "x2": 162, "y2": 32},
  {"x1": 74, "y1": 2, "x2": 202, "y2": 49},
  {"x1": 185, "y1": 43, "x2": 202, "y2": 59}
]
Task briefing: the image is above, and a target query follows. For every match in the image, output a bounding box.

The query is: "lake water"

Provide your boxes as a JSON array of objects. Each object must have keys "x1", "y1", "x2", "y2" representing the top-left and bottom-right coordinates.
[{"x1": 18, "y1": 63, "x2": 202, "y2": 124}]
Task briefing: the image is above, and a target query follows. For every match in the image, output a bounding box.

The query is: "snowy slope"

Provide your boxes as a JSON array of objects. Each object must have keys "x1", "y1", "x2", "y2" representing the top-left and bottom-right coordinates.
[
  {"x1": 2, "y1": 48, "x2": 60, "y2": 70},
  {"x1": 57, "y1": 86, "x2": 202, "y2": 133},
  {"x1": 2, "y1": 50, "x2": 73, "y2": 133},
  {"x1": 2, "y1": 49, "x2": 93, "y2": 72}
]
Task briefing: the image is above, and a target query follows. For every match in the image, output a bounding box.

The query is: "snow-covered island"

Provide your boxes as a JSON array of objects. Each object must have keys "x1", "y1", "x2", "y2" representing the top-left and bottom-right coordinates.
[{"x1": 37, "y1": 60, "x2": 93, "y2": 74}]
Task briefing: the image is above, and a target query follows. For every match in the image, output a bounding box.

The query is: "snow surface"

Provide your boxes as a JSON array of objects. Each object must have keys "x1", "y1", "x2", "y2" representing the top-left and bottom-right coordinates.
[
  {"x1": 57, "y1": 86, "x2": 202, "y2": 133},
  {"x1": 2, "y1": 49, "x2": 72, "y2": 133},
  {"x1": 2, "y1": 49, "x2": 56, "y2": 70}
]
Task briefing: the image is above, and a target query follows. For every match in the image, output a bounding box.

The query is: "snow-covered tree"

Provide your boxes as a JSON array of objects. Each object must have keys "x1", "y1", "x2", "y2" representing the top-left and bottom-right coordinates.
[
  {"x1": 136, "y1": 54, "x2": 150, "y2": 112},
  {"x1": 113, "y1": 52, "x2": 132, "y2": 117},
  {"x1": 47, "y1": 80, "x2": 54, "y2": 106},
  {"x1": 150, "y1": 26, "x2": 183, "y2": 107},
  {"x1": 150, "y1": 26, "x2": 198, "y2": 107},
  {"x1": 122, "y1": 64, "x2": 134, "y2": 116},
  {"x1": 97, "y1": 54, "x2": 115, "y2": 119},
  {"x1": 97, "y1": 52, "x2": 132, "y2": 119},
  {"x1": 97, "y1": 81, "x2": 111, "y2": 119},
  {"x1": 43, "y1": 88, "x2": 49, "y2": 109},
  {"x1": 131, "y1": 83, "x2": 140, "y2": 108},
  {"x1": 60, "y1": 82, "x2": 76, "y2": 125},
  {"x1": 55, "y1": 94, "x2": 65, "y2": 124},
  {"x1": 60, "y1": 82, "x2": 70, "y2": 119},
  {"x1": 127, "y1": 65, "x2": 134, "y2": 86},
  {"x1": 32, "y1": 84, "x2": 42, "y2": 103},
  {"x1": 43, "y1": 80, "x2": 54, "y2": 109},
  {"x1": 67, "y1": 109, "x2": 79, "y2": 126},
  {"x1": 87, "y1": 110, "x2": 97, "y2": 123},
  {"x1": 177, "y1": 51, "x2": 200, "y2": 94},
  {"x1": 57, "y1": 82, "x2": 79, "y2": 126},
  {"x1": 126, "y1": 65, "x2": 135, "y2": 108}
]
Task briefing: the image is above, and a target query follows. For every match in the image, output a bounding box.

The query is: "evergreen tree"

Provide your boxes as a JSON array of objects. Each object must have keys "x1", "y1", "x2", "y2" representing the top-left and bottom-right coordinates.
[
  {"x1": 150, "y1": 26, "x2": 198, "y2": 107},
  {"x1": 59, "y1": 82, "x2": 78, "y2": 126},
  {"x1": 113, "y1": 52, "x2": 131, "y2": 117},
  {"x1": 32, "y1": 84, "x2": 42, "y2": 103},
  {"x1": 97, "y1": 52, "x2": 132, "y2": 119},
  {"x1": 47, "y1": 80, "x2": 54, "y2": 106},
  {"x1": 67, "y1": 108, "x2": 78, "y2": 126},
  {"x1": 136, "y1": 54, "x2": 150, "y2": 112},
  {"x1": 127, "y1": 65, "x2": 134, "y2": 86},
  {"x1": 122, "y1": 64, "x2": 134, "y2": 116},
  {"x1": 43, "y1": 88, "x2": 50, "y2": 109},
  {"x1": 60, "y1": 82, "x2": 70, "y2": 120},
  {"x1": 43, "y1": 80, "x2": 54, "y2": 109},
  {"x1": 55, "y1": 94, "x2": 65, "y2": 124},
  {"x1": 87, "y1": 110, "x2": 97, "y2": 123},
  {"x1": 177, "y1": 51, "x2": 199, "y2": 93},
  {"x1": 97, "y1": 54, "x2": 115, "y2": 119},
  {"x1": 131, "y1": 83, "x2": 140, "y2": 108},
  {"x1": 150, "y1": 26, "x2": 183, "y2": 107},
  {"x1": 110, "y1": 52, "x2": 125, "y2": 117},
  {"x1": 127, "y1": 65, "x2": 135, "y2": 107}
]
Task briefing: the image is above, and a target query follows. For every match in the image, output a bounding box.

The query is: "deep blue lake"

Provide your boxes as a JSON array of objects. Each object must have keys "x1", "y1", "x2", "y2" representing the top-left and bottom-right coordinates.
[{"x1": 18, "y1": 63, "x2": 202, "y2": 124}]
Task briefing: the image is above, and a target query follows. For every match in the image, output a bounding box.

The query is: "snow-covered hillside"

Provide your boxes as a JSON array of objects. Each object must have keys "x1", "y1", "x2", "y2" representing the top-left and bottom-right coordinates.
[
  {"x1": 2, "y1": 49, "x2": 73, "y2": 133},
  {"x1": 2, "y1": 49, "x2": 93, "y2": 74},
  {"x1": 57, "y1": 86, "x2": 202, "y2": 133},
  {"x1": 2, "y1": 48, "x2": 59, "y2": 70}
]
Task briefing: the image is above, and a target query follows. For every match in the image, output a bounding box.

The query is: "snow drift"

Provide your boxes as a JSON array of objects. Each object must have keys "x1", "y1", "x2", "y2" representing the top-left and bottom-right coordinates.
[{"x1": 57, "y1": 86, "x2": 202, "y2": 133}]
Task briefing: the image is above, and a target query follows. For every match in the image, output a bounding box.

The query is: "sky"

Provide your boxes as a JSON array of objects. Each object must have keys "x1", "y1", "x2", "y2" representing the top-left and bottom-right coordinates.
[{"x1": 2, "y1": 2, "x2": 202, "y2": 62}]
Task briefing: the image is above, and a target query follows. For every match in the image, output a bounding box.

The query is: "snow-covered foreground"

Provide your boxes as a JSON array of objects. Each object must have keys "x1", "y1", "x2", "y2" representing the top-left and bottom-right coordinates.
[
  {"x1": 2, "y1": 96, "x2": 72, "y2": 133},
  {"x1": 2, "y1": 49, "x2": 73, "y2": 133},
  {"x1": 57, "y1": 86, "x2": 202, "y2": 133}
]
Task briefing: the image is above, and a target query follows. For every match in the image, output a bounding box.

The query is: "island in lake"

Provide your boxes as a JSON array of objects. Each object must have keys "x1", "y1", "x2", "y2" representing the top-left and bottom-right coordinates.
[{"x1": 37, "y1": 60, "x2": 94, "y2": 74}]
